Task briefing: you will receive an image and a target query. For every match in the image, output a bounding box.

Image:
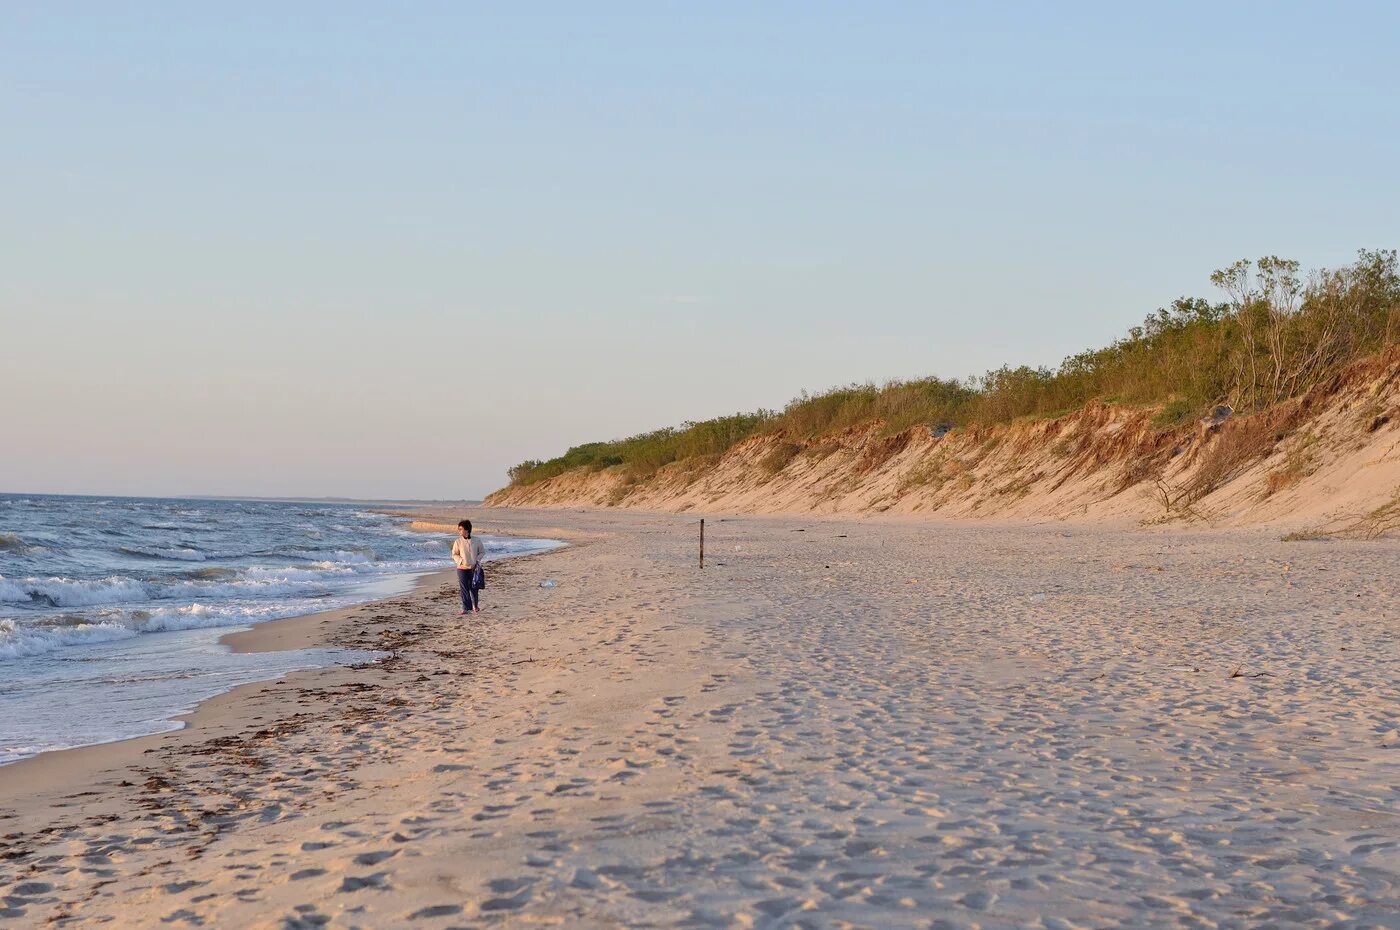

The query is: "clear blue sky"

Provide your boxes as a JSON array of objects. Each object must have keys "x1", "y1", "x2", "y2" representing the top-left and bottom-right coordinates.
[{"x1": 3, "y1": 3, "x2": 1397, "y2": 498}]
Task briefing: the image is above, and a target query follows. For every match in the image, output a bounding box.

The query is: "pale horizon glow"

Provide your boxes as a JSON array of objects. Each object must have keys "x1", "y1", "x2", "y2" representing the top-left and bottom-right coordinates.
[{"x1": 3, "y1": 3, "x2": 1398, "y2": 498}]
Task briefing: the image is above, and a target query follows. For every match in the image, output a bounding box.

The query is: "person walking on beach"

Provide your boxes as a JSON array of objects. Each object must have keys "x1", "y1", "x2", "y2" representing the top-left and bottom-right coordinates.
[{"x1": 452, "y1": 519, "x2": 486, "y2": 616}]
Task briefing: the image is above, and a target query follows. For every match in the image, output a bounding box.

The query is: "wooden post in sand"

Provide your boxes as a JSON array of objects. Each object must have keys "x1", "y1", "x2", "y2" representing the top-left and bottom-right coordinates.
[{"x1": 699, "y1": 518, "x2": 705, "y2": 569}]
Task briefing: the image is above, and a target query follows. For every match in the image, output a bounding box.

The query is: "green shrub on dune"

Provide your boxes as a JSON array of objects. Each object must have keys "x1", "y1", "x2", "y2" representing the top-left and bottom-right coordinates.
[{"x1": 508, "y1": 250, "x2": 1400, "y2": 487}]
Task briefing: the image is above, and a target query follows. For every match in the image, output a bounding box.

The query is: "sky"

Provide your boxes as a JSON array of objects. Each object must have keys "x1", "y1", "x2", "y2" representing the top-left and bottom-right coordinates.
[{"x1": 3, "y1": 3, "x2": 1398, "y2": 499}]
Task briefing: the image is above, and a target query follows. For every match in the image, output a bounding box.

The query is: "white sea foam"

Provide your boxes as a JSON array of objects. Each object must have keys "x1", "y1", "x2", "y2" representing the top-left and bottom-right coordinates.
[
  {"x1": 238, "y1": 564, "x2": 358, "y2": 581},
  {"x1": 165, "y1": 574, "x2": 352, "y2": 599},
  {"x1": 0, "y1": 578, "x2": 30, "y2": 603},
  {"x1": 4, "y1": 575, "x2": 151, "y2": 608},
  {"x1": 132, "y1": 601, "x2": 310, "y2": 634},
  {"x1": 0, "y1": 600, "x2": 335, "y2": 659},
  {"x1": 0, "y1": 616, "x2": 137, "y2": 659},
  {"x1": 0, "y1": 562, "x2": 444, "y2": 616}
]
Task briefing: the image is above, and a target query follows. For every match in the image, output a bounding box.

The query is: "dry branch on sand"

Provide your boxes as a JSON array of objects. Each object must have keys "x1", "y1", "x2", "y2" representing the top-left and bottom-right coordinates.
[{"x1": 1285, "y1": 486, "x2": 1400, "y2": 541}]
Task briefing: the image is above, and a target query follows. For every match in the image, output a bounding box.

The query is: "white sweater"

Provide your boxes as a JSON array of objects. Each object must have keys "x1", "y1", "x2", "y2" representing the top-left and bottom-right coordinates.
[{"x1": 452, "y1": 536, "x2": 485, "y2": 569}]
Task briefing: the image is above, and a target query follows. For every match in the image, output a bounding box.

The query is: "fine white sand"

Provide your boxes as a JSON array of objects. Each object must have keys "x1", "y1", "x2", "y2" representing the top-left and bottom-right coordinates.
[{"x1": 1, "y1": 509, "x2": 1397, "y2": 928}]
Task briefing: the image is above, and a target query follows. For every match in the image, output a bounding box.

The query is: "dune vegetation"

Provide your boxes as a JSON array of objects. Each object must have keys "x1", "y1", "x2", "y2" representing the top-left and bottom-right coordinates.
[{"x1": 507, "y1": 251, "x2": 1400, "y2": 488}]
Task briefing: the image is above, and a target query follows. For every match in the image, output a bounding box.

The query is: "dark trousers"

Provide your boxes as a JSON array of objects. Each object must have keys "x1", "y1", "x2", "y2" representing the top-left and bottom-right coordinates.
[{"x1": 457, "y1": 568, "x2": 479, "y2": 611}]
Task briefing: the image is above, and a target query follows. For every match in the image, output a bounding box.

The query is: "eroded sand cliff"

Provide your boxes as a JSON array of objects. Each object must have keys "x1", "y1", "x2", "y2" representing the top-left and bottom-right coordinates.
[{"x1": 490, "y1": 350, "x2": 1400, "y2": 534}]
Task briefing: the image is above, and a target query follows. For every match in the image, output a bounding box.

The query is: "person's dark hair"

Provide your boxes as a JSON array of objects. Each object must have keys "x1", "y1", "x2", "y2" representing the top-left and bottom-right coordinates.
[{"x1": 458, "y1": 519, "x2": 472, "y2": 537}]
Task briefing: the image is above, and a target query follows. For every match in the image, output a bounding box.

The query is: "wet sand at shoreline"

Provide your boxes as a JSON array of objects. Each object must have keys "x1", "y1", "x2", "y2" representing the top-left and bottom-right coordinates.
[{"x1": 1, "y1": 509, "x2": 1397, "y2": 928}]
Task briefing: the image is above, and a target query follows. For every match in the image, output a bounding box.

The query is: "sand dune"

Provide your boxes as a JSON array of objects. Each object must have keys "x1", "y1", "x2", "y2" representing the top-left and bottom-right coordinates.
[
  {"x1": 1, "y1": 510, "x2": 1397, "y2": 928},
  {"x1": 488, "y1": 350, "x2": 1400, "y2": 536}
]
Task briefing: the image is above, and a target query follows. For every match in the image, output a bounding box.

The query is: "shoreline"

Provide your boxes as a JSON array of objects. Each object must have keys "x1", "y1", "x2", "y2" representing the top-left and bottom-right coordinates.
[
  {"x1": 218, "y1": 567, "x2": 455, "y2": 655},
  {"x1": 0, "y1": 518, "x2": 569, "y2": 812}
]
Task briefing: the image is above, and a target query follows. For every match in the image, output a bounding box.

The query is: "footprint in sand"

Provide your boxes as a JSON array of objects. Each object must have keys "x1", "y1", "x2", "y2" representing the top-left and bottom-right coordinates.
[
  {"x1": 407, "y1": 903, "x2": 462, "y2": 919},
  {"x1": 338, "y1": 872, "x2": 389, "y2": 892}
]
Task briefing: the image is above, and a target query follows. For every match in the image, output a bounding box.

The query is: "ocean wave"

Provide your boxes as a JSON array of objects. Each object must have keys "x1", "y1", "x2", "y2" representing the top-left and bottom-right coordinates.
[
  {"x1": 268, "y1": 547, "x2": 378, "y2": 564},
  {"x1": 0, "y1": 616, "x2": 137, "y2": 659},
  {"x1": 241, "y1": 563, "x2": 358, "y2": 581},
  {"x1": 118, "y1": 545, "x2": 208, "y2": 562},
  {"x1": 133, "y1": 601, "x2": 307, "y2": 633},
  {"x1": 0, "y1": 600, "x2": 325, "y2": 660},
  {"x1": 0, "y1": 533, "x2": 31, "y2": 553},
  {"x1": 187, "y1": 567, "x2": 239, "y2": 580},
  {"x1": 0, "y1": 497, "x2": 563, "y2": 672},
  {"x1": 0, "y1": 575, "x2": 150, "y2": 608},
  {"x1": 0, "y1": 577, "x2": 30, "y2": 603},
  {"x1": 0, "y1": 566, "x2": 387, "y2": 609},
  {"x1": 166, "y1": 576, "x2": 339, "y2": 599},
  {"x1": 260, "y1": 546, "x2": 320, "y2": 560}
]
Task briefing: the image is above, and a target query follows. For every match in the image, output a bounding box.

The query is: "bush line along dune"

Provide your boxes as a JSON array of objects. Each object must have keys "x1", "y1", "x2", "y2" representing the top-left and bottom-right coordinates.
[{"x1": 507, "y1": 251, "x2": 1400, "y2": 488}]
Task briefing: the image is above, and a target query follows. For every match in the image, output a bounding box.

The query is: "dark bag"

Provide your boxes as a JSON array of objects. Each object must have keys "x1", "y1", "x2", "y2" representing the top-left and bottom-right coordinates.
[{"x1": 471, "y1": 563, "x2": 486, "y2": 591}]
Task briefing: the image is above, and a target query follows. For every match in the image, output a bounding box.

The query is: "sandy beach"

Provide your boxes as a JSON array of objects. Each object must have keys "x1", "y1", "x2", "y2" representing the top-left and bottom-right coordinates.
[{"x1": 1, "y1": 508, "x2": 1398, "y2": 928}]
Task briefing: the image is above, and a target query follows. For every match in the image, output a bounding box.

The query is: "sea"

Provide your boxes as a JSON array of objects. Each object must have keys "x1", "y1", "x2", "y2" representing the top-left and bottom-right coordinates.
[{"x1": 0, "y1": 494, "x2": 559, "y2": 764}]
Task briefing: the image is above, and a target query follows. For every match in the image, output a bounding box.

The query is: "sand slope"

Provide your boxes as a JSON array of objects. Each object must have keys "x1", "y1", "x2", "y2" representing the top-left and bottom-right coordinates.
[
  {"x1": 1, "y1": 510, "x2": 1397, "y2": 928},
  {"x1": 489, "y1": 350, "x2": 1400, "y2": 534}
]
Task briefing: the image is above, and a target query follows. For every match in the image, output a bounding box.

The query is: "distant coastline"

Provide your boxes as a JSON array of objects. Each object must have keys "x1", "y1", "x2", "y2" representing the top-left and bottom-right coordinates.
[{"x1": 188, "y1": 495, "x2": 485, "y2": 506}]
